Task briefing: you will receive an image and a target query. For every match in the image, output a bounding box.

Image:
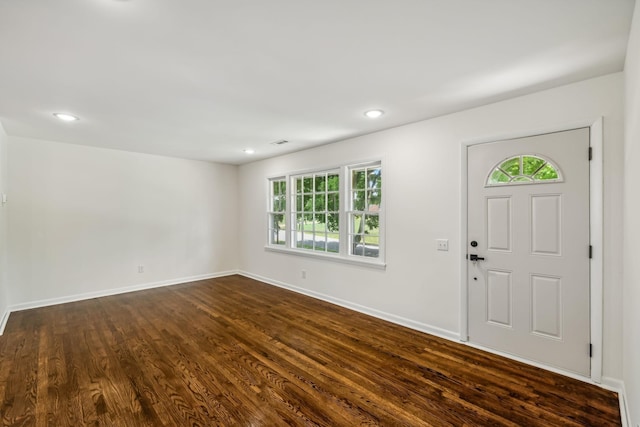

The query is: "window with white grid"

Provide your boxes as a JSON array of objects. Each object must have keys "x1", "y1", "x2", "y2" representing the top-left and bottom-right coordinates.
[
  {"x1": 266, "y1": 161, "x2": 383, "y2": 267},
  {"x1": 348, "y1": 163, "x2": 381, "y2": 258},
  {"x1": 268, "y1": 177, "x2": 286, "y2": 246},
  {"x1": 292, "y1": 171, "x2": 340, "y2": 253}
]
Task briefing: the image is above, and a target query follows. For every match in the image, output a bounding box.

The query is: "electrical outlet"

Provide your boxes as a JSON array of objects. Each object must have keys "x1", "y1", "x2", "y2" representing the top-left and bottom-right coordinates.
[
  {"x1": 301, "y1": 270, "x2": 306, "y2": 279},
  {"x1": 436, "y1": 239, "x2": 449, "y2": 251},
  {"x1": 138, "y1": 265, "x2": 144, "y2": 273}
]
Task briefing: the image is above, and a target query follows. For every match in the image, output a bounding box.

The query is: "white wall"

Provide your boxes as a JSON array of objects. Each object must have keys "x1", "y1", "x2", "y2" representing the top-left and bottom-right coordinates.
[
  {"x1": 239, "y1": 73, "x2": 624, "y2": 380},
  {"x1": 7, "y1": 136, "x2": 239, "y2": 307},
  {"x1": 0, "y1": 124, "x2": 9, "y2": 327},
  {"x1": 623, "y1": 2, "x2": 640, "y2": 424}
]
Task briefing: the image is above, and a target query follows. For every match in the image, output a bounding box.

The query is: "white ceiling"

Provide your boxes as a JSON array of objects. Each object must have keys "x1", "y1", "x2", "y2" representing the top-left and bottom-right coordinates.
[{"x1": 0, "y1": 0, "x2": 635, "y2": 164}]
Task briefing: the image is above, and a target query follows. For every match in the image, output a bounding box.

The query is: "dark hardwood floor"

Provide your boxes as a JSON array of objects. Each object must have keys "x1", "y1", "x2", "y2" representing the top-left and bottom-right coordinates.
[{"x1": 0, "y1": 275, "x2": 620, "y2": 426}]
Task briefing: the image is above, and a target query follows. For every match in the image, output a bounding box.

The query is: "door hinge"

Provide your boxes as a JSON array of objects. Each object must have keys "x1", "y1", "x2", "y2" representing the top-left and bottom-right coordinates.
[
  {"x1": 589, "y1": 245, "x2": 593, "y2": 259},
  {"x1": 590, "y1": 343, "x2": 593, "y2": 357},
  {"x1": 589, "y1": 147, "x2": 593, "y2": 160}
]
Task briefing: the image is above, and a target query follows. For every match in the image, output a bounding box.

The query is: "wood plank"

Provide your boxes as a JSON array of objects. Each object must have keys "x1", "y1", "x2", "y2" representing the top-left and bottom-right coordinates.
[{"x1": 0, "y1": 275, "x2": 621, "y2": 426}]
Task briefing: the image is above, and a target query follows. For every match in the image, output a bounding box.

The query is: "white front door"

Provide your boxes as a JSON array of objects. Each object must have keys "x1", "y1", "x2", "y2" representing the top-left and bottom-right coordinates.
[{"x1": 467, "y1": 128, "x2": 591, "y2": 376}]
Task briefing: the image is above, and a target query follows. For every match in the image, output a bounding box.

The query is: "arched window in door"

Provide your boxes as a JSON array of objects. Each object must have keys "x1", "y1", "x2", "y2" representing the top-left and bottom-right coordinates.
[{"x1": 486, "y1": 154, "x2": 563, "y2": 186}]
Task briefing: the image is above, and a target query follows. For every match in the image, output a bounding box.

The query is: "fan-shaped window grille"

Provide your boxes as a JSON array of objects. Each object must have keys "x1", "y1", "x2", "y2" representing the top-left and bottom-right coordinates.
[{"x1": 486, "y1": 155, "x2": 563, "y2": 186}]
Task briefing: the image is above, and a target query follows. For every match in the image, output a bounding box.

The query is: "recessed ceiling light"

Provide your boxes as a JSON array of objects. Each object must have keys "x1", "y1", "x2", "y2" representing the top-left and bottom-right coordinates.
[
  {"x1": 364, "y1": 109, "x2": 384, "y2": 119},
  {"x1": 53, "y1": 113, "x2": 79, "y2": 122},
  {"x1": 243, "y1": 148, "x2": 255, "y2": 154}
]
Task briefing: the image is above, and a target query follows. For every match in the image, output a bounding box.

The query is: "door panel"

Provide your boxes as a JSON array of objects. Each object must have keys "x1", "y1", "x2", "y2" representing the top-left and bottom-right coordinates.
[
  {"x1": 530, "y1": 274, "x2": 562, "y2": 339},
  {"x1": 487, "y1": 197, "x2": 512, "y2": 251},
  {"x1": 486, "y1": 270, "x2": 512, "y2": 327},
  {"x1": 467, "y1": 128, "x2": 590, "y2": 376},
  {"x1": 531, "y1": 195, "x2": 562, "y2": 255}
]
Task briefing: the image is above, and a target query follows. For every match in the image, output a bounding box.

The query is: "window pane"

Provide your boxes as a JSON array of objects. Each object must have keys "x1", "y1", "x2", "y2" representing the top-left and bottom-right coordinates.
[
  {"x1": 295, "y1": 195, "x2": 302, "y2": 212},
  {"x1": 348, "y1": 212, "x2": 380, "y2": 258},
  {"x1": 367, "y1": 168, "x2": 381, "y2": 190},
  {"x1": 296, "y1": 215, "x2": 311, "y2": 250},
  {"x1": 303, "y1": 177, "x2": 313, "y2": 193},
  {"x1": 274, "y1": 195, "x2": 284, "y2": 212},
  {"x1": 327, "y1": 174, "x2": 339, "y2": 191},
  {"x1": 523, "y1": 156, "x2": 546, "y2": 176},
  {"x1": 351, "y1": 214, "x2": 363, "y2": 234},
  {"x1": 489, "y1": 168, "x2": 510, "y2": 184},
  {"x1": 296, "y1": 178, "x2": 303, "y2": 194},
  {"x1": 352, "y1": 191, "x2": 365, "y2": 211},
  {"x1": 533, "y1": 163, "x2": 559, "y2": 180},
  {"x1": 500, "y1": 157, "x2": 520, "y2": 176},
  {"x1": 487, "y1": 155, "x2": 562, "y2": 186},
  {"x1": 314, "y1": 236, "x2": 326, "y2": 251},
  {"x1": 296, "y1": 214, "x2": 304, "y2": 233},
  {"x1": 268, "y1": 179, "x2": 287, "y2": 246},
  {"x1": 328, "y1": 214, "x2": 339, "y2": 233},
  {"x1": 273, "y1": 213, "x2": 285, "y2": 228},
  {"x1": 367, "y1": 190, "x2": 381, "y2": 210},
  {"x1": 269, "y1": 214, "x2": 286, "y2": 245},
  {"x1": 351, "y1": 235, "x2": 366, "y2": 256},
  {"x1": 313, "y1": 214, "x2": 327, "y2": 251},
  {"x1": 363, "y1": 213, "x2": 380, "y2": 258},
  {"x1": 327, "y1": 192, "x2": 339, "y2": 212},
  {"x1": 308, "y1": 212, "x2": 339, "y2": 253},
  {"x1": 352, "y1": 170, "x2": 366, "y2": 190},
  {"x1": 327, "y1": 216, "x2": 339, "y2": 252},
  {"x1": 364, "y1": 214, "x2": 380, "y2": 235},
  {"x1": 363, "y1": 242, "x2": 379, "y2": 258},
  {"x1": 298, "y1": 239, "x2": 313, "y2": 250},
  {"x1": 302, "y1": 195, "x2": 312, "y2": 212},
  {"x1": 314, "y1": 194, "x2": 326, "y2": 211},
  {"x1": 315, "y1": 175, "x2": 326, "y2": 192}
]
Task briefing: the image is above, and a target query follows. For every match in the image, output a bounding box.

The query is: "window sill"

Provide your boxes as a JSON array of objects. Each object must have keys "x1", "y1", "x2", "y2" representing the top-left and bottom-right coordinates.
[{"x1": 264, "y1": 245, "x2": 386, "y2": 270}]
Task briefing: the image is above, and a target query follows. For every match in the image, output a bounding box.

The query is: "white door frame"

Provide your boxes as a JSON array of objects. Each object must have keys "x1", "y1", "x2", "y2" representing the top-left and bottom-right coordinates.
[{"x1": 460, "y1": 117, "x2": 603, "y2": 383}]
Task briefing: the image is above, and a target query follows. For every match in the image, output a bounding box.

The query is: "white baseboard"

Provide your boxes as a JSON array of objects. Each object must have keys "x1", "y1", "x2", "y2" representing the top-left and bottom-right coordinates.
[
  {"x1": 601, "y1": 377, "x2": 631, "y2": 427},
  {"x1": 0, "y1": 307, "x2": 10, "y2": 335},
  {"x1": 238, "y1": 270, "x2": 460, "y2": 342},
  {"x1": 0, "y1": 270, "x2": 238, "y2": 335}
]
